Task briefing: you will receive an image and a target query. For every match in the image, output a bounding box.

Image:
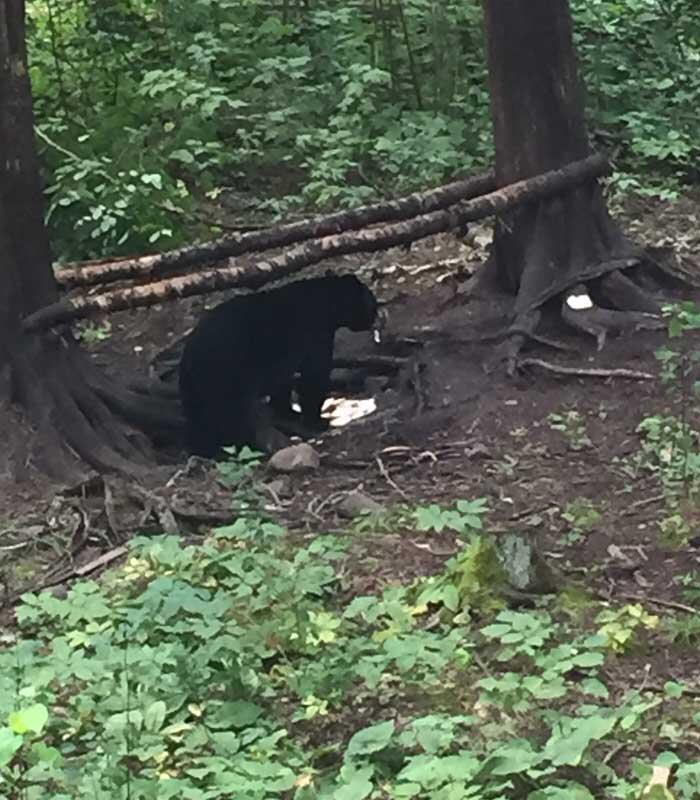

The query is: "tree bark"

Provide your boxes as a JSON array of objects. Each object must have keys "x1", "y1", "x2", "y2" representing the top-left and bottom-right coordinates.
[
  {"x1": 482, "y1": 0, "x2": 653, "y2": 331},
  {"x1": 23, "y1": 154, "x2": 609, "y2": 332},
  {"x1": 0, "y1": 0, "x2": 165, "y2": 484},
  {"x1": 55, "y1": 171, "x2": 497, "y2": 290}
]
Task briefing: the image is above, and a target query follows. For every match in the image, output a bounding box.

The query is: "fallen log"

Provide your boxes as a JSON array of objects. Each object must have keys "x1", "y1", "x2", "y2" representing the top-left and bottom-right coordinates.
[
  {"x1": 24, "y1": 154, "x2": 609, "y2": 333},
  {"x1": 54, "y1": 171, "x2": 496, "y2": 290}
]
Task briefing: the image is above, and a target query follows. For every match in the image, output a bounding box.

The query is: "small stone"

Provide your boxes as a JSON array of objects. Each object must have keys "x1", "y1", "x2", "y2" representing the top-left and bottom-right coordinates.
[
  {"x1": 268, "y1": 443, "x2": 320, "y2": 473},
  {"x1": 337, "y1": 490, "x2": 385, "y2": 519},
  {"x1": 264, "y1": 477, "x2": 293, "y2": 498}
]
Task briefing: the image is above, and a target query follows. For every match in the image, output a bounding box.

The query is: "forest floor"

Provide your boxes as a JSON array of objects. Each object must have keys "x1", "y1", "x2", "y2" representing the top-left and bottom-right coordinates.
[
  {"x1": 2, "y1": 192, "x2": 700, "y2": 794},
  {"x1": 3, "y1": 191, "x2": 698, "y2": 610},
  {"x1": 2, "y1": 196, "x2": 700, "y2": 591}
]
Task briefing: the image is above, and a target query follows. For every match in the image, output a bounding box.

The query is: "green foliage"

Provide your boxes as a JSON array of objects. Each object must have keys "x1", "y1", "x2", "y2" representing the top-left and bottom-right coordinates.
[
  {"x1": 217, "y1": 445, "x2": 264, "y2": 484},
  {"x1": 561, "y1": 498, "x2": 602, "y2": 545},
  {"x1": 27, "y1": 1, "x2": 700, "y2": 261},
  {"x1": 416, "y1": 534, "x2": 507, "y2": 616},
  {"x1": 216, "y1": 445, "x2": 265, "y2": 511},
  {"x1": 548, "y1": 409, "x2": 593, "y2": 451},
  {"x1": 481, "y1": 610, "x2": 558, "y2": 661},
  {"x1": 414, "y1": 498, "x2": 488, "y2": 537},
  {"x1": 674, "y1": 570, "x2": 700, "y2": 605},
  {"x1": 574, "y1": 0, "x2": 700, "y2": 200},
  {"x1": 666, "y1": 573, "x2": 700, "y2": 644},
  {"x1": 657, "y1": 511, "x2": 693, "y2": 549},
  {"x1": 595, "y1": 603, "x2": 660, "y2": 653},
  {"x1": 656, "y1": 302, "x2": 700, "y2": 398},
  {"x1": 1, "y1": 505, "x2": 698, "y2": 798},
  {"x1": 634, "y1": 415, "x2": 700, "y2": 491},
  {"x1": 74, "y1": 319, "x2": 112, "y2": 345},
  {"x1": 349, "y1": 504, "x2": 413, "y2": 535},
  {"x1": 666, "y1": 611, "x2": 700, "y2": 646},
  {"x1": 620, "y1": 302, "x2": 700, "y2": 546}
]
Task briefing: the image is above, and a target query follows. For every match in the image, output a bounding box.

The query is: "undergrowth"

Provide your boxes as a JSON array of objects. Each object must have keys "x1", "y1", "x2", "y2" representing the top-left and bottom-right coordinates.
[
  {"x1": 27, "y1": 1, "x2": 700, "y2": 261},
  {"x1": 1, "y1": 502, "x2": 698, "y2": 798}
]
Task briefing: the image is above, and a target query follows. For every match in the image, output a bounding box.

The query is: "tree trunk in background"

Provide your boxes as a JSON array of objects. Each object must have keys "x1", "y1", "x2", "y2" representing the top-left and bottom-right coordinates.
[
  {"x1": 0, "y1": 0, "x2": 179, "y2": 484},
  {"x1": 481, "y1": 0, "x2": 641, "y2": 318},
  {"x1": 0, "y1": 0, "x2": 56, "y2": 336}
]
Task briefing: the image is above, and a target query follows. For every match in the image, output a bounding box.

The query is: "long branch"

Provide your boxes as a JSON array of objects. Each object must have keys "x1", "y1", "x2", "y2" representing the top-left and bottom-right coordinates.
[
  {"x1": 24, "y1": 154, "x2": 609, "y2": 332},
  {"x1": 55, "y1": 171, "x2": 496, "y2": 290}
]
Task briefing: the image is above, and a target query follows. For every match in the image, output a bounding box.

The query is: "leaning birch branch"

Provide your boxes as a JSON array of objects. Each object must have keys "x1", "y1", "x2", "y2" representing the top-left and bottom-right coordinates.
[
  {"x1": 54, "y1": 172, "x2": 497, "y2": 290},
  {"x1": 24, "y1": 154, "x2": 610, "y2": 332}
]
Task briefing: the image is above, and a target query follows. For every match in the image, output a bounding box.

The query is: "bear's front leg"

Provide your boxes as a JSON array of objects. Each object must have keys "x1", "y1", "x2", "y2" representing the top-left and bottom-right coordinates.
[{"x1": 298, "y1": 337, "x2": 333, "y2": 433}]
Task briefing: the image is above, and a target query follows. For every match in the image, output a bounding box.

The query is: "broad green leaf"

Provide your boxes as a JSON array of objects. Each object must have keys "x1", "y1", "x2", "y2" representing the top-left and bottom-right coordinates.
[
  {"x1": 144, "y1": 700, "x2": 167, "y2": 732},
  {"x1": 346, "y1": 720, "x2": 394, "y2": 757},
  {"x1": 8, "y1": 704, "x2": 49, "y2": 735},
  {"x1": 0, "y1": 727, "x2": 23, "y2": 766}
]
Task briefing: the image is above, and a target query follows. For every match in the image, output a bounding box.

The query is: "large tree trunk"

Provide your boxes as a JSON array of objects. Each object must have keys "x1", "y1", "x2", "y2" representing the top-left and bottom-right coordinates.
[
  {"x1": 0, "y1": 0, "x2": 177, "y2": 484},
  {"x1": 482, "y1": 0, "x2": 658, "y2": 336}
]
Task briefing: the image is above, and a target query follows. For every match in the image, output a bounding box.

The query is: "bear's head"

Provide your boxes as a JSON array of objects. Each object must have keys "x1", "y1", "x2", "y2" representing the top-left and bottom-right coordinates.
[{"x1": 332, "y1": 275, "x2": 378, "y2": 332}]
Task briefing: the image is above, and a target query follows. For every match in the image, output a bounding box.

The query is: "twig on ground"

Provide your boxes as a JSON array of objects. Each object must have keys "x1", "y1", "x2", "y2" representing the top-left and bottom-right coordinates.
[
  {"x1": 408, "y1": 539, "x2": 459, "y2": 557},
  {"x1": 3, "y1": 546, "x2": 128, "y2": 608},
  {"x1": 376, "y1": 456, "x2": 409, "y2": 498},
  {"x1": 621, "y1": 494, "x2": 665, "y2": 514},
  {"x1": 617, "y1": 592, "x2": 698, "y2": 615},
  {"x1": 518, "y1": 358, "x2": 655, "y2": 380}
]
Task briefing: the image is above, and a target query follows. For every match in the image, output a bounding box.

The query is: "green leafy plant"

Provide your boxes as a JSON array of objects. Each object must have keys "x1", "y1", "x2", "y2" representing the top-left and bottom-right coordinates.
[
  {"x1": 481, "y1": 609, "x2": 558, "y2": 661},
  {"x1": 595, "y1": 603, "x2": 660, "y2": 653},
  {"x1": 561, "y1": 498, "x2": 602, "y2": 545},
  {"x1": 349, "y1": 504, "x2": 412, "y2": 535},
  {"x1": 548, "y1": 409, "x2": 593, "y2": 451},
  {"x1": 666, "y1": 612, "x2": 700, "y2": 646},
  {"x1": 416, "y1": 533, "x2": 507, "y2": 616},
  {"x1": 674, "y1": 570, "x2": 700, "y2": 605},
  {"x1": 216, "y1": 445, "x2": 265, "y2": 511},
  {"x1": 2, "y1": 506, "x2": 695, "y2": 798},
  {"x1": 414, "y1": 498, "x2": 488, "y2": 536},
  {"x1": 75, "y1": 319, "x2": 112, "y2": 345},
  {"x1": 634, "y1": 415, "x2": 700, "y2": 490},
  {"x1": 657, "y1": 511, "x2": 693, "y2": 549}
]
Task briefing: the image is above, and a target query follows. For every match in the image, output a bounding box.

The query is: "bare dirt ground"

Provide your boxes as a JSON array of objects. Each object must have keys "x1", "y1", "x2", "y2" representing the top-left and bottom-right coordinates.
[{"x1": 1, "y1": 191, "x2": 700, "y2": 620}]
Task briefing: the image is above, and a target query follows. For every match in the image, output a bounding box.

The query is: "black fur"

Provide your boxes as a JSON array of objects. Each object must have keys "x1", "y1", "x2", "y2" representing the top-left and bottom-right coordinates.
[{"x1": 179, "y1": 275, "x2": 377, "y2": 457}]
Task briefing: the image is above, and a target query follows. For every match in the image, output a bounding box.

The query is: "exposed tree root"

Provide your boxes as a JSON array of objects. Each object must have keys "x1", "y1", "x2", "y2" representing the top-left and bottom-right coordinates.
[
  {"x1": 0, "y1": 334, "x2": 157, "y2": 483},
  {"x1": 645, "y1": 246, "x2": 700, "y2": 289},
  {"x1": 597, "y1": 270, "x2": 662, "y2": 314},
  {"x1": 331, "y1": 355, "x2": 410, "y2": 374},
  {"x1": 484, "y1": 309, "x2": 541, "y2": 375},
  {"x1": 485, "y1": 171, "x2": 680, "y2": 371},
  {"x1": 561, "y1": 286, "x2": 665, "y2": 350},
  {"x1": 84, "y1": 361, "x2": 184, "y2": 442}
]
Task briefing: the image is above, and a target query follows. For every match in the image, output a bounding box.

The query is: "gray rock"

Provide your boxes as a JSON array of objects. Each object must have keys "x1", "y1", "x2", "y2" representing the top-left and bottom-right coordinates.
[
  {"x1": 337, "y1": 490, "x2": 385, "y2": 518},
  {"x1": 268, "y1": 443, "x2": 320, "y2": 473},
  {"x1": 495, "y1": 532, "x2": 561, "y2": 595}
]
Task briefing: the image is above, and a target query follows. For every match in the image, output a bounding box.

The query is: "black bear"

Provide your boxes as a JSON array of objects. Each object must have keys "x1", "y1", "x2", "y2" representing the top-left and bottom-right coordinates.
[{"x1": 179, "y1": 275, "x2": 378, "y2": 458}]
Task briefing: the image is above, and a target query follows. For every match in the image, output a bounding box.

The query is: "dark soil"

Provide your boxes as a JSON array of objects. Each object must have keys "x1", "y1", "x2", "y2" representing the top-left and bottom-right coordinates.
[{"x1": 2, "y1": 193, "x2": 700, "y2": 621}]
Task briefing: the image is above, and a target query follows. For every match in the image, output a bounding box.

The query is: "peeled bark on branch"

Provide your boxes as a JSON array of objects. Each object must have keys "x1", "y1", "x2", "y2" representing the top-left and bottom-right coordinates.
[
  {"x1": 24, "y1": 154, "x2": 610, "y2": 333},
  {"x1": 55, "y1": 172, "x2": 497, "y2": 290}
]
